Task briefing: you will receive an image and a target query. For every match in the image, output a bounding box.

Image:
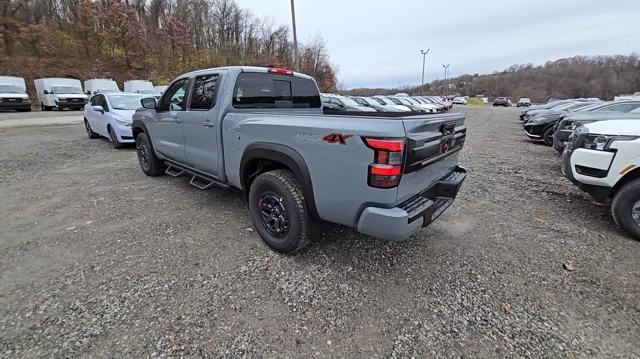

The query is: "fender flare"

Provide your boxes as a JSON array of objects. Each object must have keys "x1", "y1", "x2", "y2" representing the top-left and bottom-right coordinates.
[
  {"x1": 240, "y1": 142, "x2": 320, "y2": 219},
  {"x1": 131, "y1": 119, "x2": 149, "y2": 139}
]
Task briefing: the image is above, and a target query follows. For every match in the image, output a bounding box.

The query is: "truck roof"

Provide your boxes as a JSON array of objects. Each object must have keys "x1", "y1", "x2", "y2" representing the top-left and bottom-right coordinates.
[{"x1": 178, "y1": 66, "x2": 315, "y2": 82}]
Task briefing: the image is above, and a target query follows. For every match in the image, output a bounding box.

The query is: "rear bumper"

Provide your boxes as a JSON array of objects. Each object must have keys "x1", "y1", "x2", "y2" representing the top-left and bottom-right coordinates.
[{"x1": 357, "y1": 166, "x2": 466, "y2": 241}]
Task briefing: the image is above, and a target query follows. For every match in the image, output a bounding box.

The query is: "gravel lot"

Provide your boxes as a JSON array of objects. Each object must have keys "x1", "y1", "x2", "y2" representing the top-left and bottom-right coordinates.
[{"x1": 1, "y1": 106, "x2": 638, "y2": 358}]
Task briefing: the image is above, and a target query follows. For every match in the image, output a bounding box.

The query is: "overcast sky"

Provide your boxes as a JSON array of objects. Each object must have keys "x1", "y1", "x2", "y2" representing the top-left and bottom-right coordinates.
[{"x1": 235, "y1": 0, "x2": 640, "y2": 89}]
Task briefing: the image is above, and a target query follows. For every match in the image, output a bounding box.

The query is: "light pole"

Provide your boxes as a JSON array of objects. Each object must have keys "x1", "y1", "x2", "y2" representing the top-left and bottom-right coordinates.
[
  {"x1": 420, "y1": 49, "x2": 430, "y2": 96},
  {"x1": 442, "y1": 64, "x2": 450, "y2": 91},
  {"x1": 290, "y1": 0, "x2": 300, "y2": 72}
]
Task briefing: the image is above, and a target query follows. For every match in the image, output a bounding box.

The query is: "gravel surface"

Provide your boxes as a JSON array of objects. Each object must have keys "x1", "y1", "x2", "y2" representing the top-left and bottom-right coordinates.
[{"x1": 0, "y1": 106, "x2": 638, "y2": 357}]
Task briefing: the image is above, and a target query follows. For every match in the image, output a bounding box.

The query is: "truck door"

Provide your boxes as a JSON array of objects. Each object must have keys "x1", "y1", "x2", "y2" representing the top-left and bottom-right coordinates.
[
  {"x1": 179, "y1": 73, "x2": 222, "y2": 178},
  {"x1": 151, "y1": 78, "x2": 189, "y2": 163}
]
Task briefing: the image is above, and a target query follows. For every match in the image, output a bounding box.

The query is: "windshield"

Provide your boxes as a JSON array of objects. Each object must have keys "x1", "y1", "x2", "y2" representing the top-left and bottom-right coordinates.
[
  {"x1": 53, "y1": 86, "x2": 83, "y2": 94},
  {"x1": 336, "y1": 96, "x2": 361, "y2": 107},
  {"x1": 566, "y1": 102, "x2": 596, "y2": 111},
  {"x1": 0, "y1": 85, "x2": 25, "y2": 93},
  {"x1": 108, "y1": 95, "x2": 146, "y2": 110},
  {"x1": 137, "y1": 89, "x2": 156, "y2": 94},
  {"x1": 519, "y1": 98, "x2": 530, "y2": 102},
  {"x1": 374, "y1": 97, "x2": 392, "y2": 105}
]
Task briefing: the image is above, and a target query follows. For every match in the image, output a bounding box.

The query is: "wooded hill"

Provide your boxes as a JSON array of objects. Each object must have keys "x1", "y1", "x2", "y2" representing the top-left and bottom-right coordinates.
[
  {"x1": 344, "y1": 54, "x2": 640, "y2": 102},
  {"x1": 0, "y1": 0, "x2": 338, "y2": 93}
]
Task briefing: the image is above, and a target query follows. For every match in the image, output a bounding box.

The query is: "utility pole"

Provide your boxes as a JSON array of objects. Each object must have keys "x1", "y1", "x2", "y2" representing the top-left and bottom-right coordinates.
[
  {"x1": 420, "y1": 49, "x2": 430, "y2": 96},
  {"x1": 290, "y1": 0, "x2": 300, "y2": 72}
]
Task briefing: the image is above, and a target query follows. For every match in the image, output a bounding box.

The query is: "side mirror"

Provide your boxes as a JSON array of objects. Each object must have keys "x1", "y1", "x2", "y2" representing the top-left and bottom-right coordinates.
[
  {"x1": 92, "y1": 105, "x2": 104, "y2": 114},
  {"x1": 141, "y1": 97, "x2": 157, "y2": 110},
  {"x1": 43, "y1": 90, "x2": 51, "y2": 95}
]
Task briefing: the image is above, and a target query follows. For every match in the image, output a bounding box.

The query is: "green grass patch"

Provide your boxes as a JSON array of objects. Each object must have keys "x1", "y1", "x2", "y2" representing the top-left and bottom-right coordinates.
[{"x1": 467, "y1": 98, "x2": 485, "y2": 105}]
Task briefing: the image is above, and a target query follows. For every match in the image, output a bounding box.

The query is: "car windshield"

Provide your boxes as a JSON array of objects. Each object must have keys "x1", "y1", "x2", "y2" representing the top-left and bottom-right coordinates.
[
  {"x1": 337, "y1": 96, "x2": 361, "y2": 107},
  {"x1": 497, "y1": 97, "x2": 506, "y2": 100},
  {"x1": 358, "y1": 97, "x2": 376, "y2": 106},
  {"x1": 53, "y1": 86, "x2": 83, "y2": 94},
  {"x1": 108, "y1": 95, "x2": 146, "y2": 110},
  {"x1": 519, "y1": 98, "x2": 530, "y2": 102},
  {"x1": 137, "y1": 89, "x2": 156, "y2": 94},
  {"x1": 0, "y1": 85, "x2": 25, "y2": 93},
  {"x1": 566, "y1": 102, "x2": 597, "y2": 111},
  {"x1": 630, "y1": 107, "x2": 640, "y2": 113}
]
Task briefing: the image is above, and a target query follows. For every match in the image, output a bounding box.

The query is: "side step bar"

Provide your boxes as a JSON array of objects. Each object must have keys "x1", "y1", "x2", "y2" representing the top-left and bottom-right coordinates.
[
  {"x1": 163, "y1": 161, "x2": 229, "y2": 190},
  {"x1": 190, "y1": 175, "x2": 218, "y2": 190},
  {"x1": 165, "y1": 165, "x2": 185, "y2": 177}
]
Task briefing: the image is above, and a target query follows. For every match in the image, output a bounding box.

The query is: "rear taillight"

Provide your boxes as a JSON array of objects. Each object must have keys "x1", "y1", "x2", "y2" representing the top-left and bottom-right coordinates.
[
  {"x1": 363, "y1": 138, "x2": 405, "y2": 188},
  {"x1": 268, "y1": 68, "x2": 294, "y2": 75}
]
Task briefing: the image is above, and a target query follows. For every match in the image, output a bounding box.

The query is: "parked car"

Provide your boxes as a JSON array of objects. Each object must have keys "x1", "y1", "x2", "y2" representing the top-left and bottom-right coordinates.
[
  {"x1": 562, "y1": 119, "x2": 640, "y2": 240},
  {"x1": 34, "y1": 78, "x2": 88, "y2": 111},
  {"x1": 84, "y1": 79, "x2": 120, "y2": 96},
  {"x1": 427, "y1": 96, "x2": 452, "y2": 110},
  {"x1": 522, "y1": 101, "x2": 601, "y2": 145},
  {"x1": 352, "y1": 96, "x2": 398, "y2": 112},
  {"x1": 520, "y1": 100, "x2": 584, "y2": 122},
  {"x1": 493, "y1": 97, "x2": 509, "y2": 107},
  {"x1": 371, "y1": 96, "x2": 413, "y2": 112},
  {"x1": 321, "y1": 94, "x2": 376, "y2": 112},
  {"x1": 517, "y1": 98, "x2": 531, "y2": 107},
  {"x1": 413, "y1": 97, "x2": 444, "y2": 112},
  {"x1": 403, "y1": 97, "x2": 439, "y2": 113},
  {"x1": 386, "y1": 96, "x2": 432, "y2": 113},
  {"x1": 0, "y1": 76, "x2": 31, "y2": 111},
  {"x1": 84, "y1": 93, "x2": 150, "y2": 148},
  {"x1": 553, "y1": 101, "x2": 640, "y2": 152},
  {"x1": 452, "y1": 97, "x2": 467, "y2": 105},
  {"x1": 131, "y1": 66, "x2": 467, "y2": 254}
]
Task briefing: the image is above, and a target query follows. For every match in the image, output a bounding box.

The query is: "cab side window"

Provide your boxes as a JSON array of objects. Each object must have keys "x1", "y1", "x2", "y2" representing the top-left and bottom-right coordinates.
[
  {"x1": 158, "y1": 79, "x2": 189, "y2": 112},
  {"x1": 190, "y1": 74, "x2": 219, "y2": 110}
]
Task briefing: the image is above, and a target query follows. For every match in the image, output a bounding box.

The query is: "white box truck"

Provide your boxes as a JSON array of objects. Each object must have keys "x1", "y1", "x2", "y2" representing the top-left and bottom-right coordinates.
[
  {"x1": 0, "y1": 76, "x2": 31, "y2": 111},
  {"x1": 124, "y1": 80, "x2": 155, "y2": 95},
  {"x1": 84, "y1": 79, "x2": 120, "y2": 95},
  {"x1": 34, "y1": 78, "x2": 88, "y2": 111}
]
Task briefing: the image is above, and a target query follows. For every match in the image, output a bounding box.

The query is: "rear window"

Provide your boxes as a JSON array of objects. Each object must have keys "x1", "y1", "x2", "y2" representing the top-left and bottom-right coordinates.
[{"x1": 232, "y1": 73, "x2": 321, "y2": 109}]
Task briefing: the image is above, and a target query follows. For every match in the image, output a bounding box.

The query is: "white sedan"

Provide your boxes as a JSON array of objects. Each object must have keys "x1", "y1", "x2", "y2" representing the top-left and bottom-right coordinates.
[
  {"x1": 452, "y1": 97, "x2": 468, "y2": 105},
  {"x1": 83, "y1": 93, "x2": 150, "y2": 148}
]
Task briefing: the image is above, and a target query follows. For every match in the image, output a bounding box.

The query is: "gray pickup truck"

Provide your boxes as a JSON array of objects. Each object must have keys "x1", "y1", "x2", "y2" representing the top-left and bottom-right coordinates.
[{"x1": 131, "y1": 66, "x2": 467, "y2": 253}]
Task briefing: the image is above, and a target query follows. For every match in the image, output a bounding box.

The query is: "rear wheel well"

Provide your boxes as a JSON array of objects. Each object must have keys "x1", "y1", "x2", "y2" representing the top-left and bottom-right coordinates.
[
  {"x1": 242, "y1": 158, "x2": 290, "y2": 196},
  {"x1": 613, "y1": 167, "x2": 640, "y2": 196}
]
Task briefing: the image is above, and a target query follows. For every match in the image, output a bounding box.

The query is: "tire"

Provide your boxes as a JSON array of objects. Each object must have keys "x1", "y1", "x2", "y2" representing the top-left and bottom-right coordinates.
[
  {"x1": 248, "y1": 170, "x2": 311, "y2": 254},
  {"x1": 542, "y1": 126, "x2": 554, "y2": 146},
  {"x1": 611, "y1": 178, "x2": 640, "y2": 240},
  {"x1": 41, "y1": 102, "x2": 51, "y2": 111},
  {"x1": 84, "y1": 119, "x2": 99, "y2": 139},
  {"x1": 109, "y1": 126, "x2": 124, "y2": 149},
  {"x1": 135, "y1": 132, "x2": 165, "y2": 176}
]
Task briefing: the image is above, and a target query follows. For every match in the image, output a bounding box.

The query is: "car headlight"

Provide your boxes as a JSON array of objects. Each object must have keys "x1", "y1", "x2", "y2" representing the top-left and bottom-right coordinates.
[
  {"x1": 581, "y1": 134, "x2": 639, "y2": 151},
  {"x1": 114, "y1": 117, "x2": 130, "y2": 126}
]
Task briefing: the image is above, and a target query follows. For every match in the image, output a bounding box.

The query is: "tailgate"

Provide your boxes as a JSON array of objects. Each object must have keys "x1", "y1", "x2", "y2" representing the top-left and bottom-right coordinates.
[{"x1": 397, "y1": 113, "x2": 466, "y2": 204}]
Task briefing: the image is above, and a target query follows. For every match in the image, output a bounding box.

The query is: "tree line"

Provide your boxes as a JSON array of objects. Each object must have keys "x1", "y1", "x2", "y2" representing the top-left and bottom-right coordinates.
[
  {"x1": 0, "y1": 0, "x2": 338, "y2": 93},
  {"x1": 344, "y1": 54, "x2": 640, "y2": 102}
]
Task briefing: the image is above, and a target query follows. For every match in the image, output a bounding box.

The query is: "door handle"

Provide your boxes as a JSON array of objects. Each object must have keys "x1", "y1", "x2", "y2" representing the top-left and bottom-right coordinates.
[{"x1": 203, "y1": 122, "x2": 215, "y2": 128}]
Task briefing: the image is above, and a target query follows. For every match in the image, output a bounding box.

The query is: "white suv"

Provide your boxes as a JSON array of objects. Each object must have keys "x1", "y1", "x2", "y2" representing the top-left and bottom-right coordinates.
[{"x1": 563, "y1": 120, "x2": 640, "y2": 239}]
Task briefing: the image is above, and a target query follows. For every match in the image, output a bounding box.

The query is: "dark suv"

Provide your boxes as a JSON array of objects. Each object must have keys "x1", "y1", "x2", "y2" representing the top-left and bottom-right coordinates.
[{"x1": 493, "y1": 97, "x2": 509, "y2": 107}]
